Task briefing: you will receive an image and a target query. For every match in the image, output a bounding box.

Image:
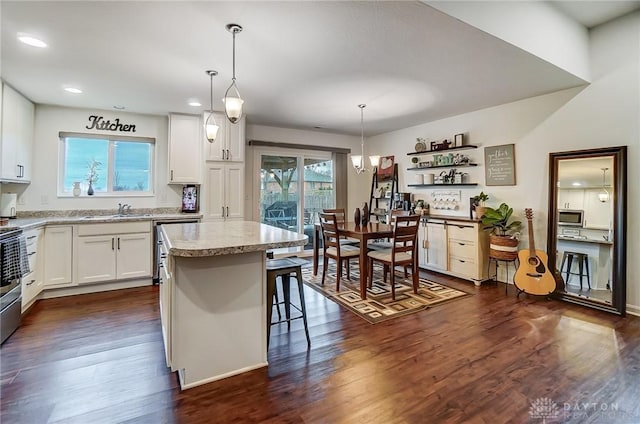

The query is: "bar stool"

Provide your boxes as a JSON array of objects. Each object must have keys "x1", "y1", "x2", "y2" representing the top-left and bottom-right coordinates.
[
  {"x1": 266, "y1": 257, "x2": 311, "y2": 349},
  {"x1": 560, "y1": 251, "x2": 590, "y2": 290}
]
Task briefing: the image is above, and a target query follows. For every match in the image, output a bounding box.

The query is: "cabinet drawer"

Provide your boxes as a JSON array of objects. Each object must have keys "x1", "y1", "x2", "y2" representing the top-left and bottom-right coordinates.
[
  {"x1": 77, "y1": 221, "x2": 151, "y2": 236},
  {"x1": 446, "y1": 223, "x2": 475, "y2": 242},
  {"x1": 449, "y1": 256, "x2": 477, "y2": 278},
  {"x1": 448, "y1": 240, "x2": 475, "y2": 260}
]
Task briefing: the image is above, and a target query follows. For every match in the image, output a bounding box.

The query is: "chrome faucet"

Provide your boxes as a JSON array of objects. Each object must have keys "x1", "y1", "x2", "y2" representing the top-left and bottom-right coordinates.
[{"x1": 117, "y1": 203, "x2": 131, "y2": 215}]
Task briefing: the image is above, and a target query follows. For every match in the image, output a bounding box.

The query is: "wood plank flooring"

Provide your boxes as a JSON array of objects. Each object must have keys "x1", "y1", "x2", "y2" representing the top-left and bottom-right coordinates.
[{"x1": 1, "y1": 271, "x2": 639, "y2": 423}]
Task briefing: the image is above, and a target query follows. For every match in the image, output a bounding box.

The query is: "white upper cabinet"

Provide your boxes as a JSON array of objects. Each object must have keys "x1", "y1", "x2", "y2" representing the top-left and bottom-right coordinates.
[
  {"x1": 558, "y1": 189, "x2": 584, "y2": 210},
  {"x1": 583, "y1": 189, "x2": 613, "y2": 229},
  {"x1": 203, "y1": 112, "x2": 245, "y2": 162},
  {"x1": 1, "y1": 83, "x2": 35, "y2": 183},
  {"x1": 168, "y1": 113, "x2": 202, "y2": 184}
]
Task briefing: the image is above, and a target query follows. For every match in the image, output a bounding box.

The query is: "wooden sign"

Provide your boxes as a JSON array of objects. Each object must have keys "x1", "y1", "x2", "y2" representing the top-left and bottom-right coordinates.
[{"x1": 484, "y1": 144, "x2": 516, "y2": 186}]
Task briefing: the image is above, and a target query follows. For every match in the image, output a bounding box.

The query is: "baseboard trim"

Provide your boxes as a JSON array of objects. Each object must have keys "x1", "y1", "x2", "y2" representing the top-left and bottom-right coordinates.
[
  {"x1": 626, "y1": 304, "x2": 640, "y2": 317},
  {"x1": 41, "y1": 279, "x2": 152, "y2": 299}
]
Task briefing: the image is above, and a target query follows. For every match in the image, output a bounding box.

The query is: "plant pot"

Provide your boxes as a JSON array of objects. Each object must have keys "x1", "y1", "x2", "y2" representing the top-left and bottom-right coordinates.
[
  {"x1": 475, "y1": 206, "x2": 487, "y2": 219},
  {"x1": 489, "y1": 234, "x2": 519, "y2": 261}
]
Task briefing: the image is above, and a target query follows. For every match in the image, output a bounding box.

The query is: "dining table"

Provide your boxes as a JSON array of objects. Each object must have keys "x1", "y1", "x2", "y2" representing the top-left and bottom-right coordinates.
[{"x1": 313, "y1": 221, "x2": 394, "y2": 299}]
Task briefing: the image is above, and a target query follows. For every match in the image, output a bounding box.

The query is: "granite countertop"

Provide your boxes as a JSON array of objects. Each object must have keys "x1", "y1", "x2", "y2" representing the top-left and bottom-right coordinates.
[
  {"x1": 0, "y1": 212, "x2": 202, "y2": 232},
  {"x1": 421, "y1": 214, "x2": 482, "y2": 224},
  {"x1": 557, "y1": 235, "x2": 613, "y2": 245},
  {"x1": 162, "y1": 221, "x2": 308, "y2": 257}
]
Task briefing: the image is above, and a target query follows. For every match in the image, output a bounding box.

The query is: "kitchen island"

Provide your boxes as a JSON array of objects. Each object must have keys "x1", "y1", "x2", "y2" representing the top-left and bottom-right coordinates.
[{"x1": 159, "y1": 221, "x2": 307, "y2": 390}]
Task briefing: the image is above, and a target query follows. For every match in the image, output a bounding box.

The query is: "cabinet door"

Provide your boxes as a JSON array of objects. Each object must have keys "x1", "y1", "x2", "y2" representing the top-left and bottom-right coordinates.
[
  {"x1": 76, "y1": 235, "x2": 117, "y2": 284},
  {"x1": 168, "y1": 113, "x2": 202, "y2": 184},
  {"x1": 558, "y1": 189, "x2": 584, "y2": 209},
  {"x1": 1, "y1": 84, "x2": 34, "y2": 182},
  {"x1": 204, "y1": 163, "x2": 226, "y2": 221},
  {"x1": 225, "y1": 163, "x2": 245, "y2": 219},
  {"x1": 204, "y1": 111, "x2": 227, "y2": 161},
  {"x1": 44, "y1": 226, "x2": 73, "y2": 287},
  {"x1": 226, "y1": 115, "x2": 245, "y2": 162},
  {"x1": 583, "y1": 189, "x2": 613, "y2": 229},
  {"x1": 425, "y1": 222, "x2": 447, "y2": 270},
  {"x1": 417, "y1": 221, "x2": 427, "y2": 267},
  {"x1": 116, "y1": 233, "x2": 152, "y2": 279}
]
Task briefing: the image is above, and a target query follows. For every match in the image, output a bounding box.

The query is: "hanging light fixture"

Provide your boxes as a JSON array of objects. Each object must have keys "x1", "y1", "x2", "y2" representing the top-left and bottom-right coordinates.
[
  {"x1": 598, "y1": 167, "x2": 610, "y2": 202},
  {"x1": 204, "y1": 70, "x2": 219, "y2": 143},
  {"x1": 223, "y1": 23, "x2": 244, "y2": 124},
  {"x1": 351, "y1": 104, "x2": 380, "y2": 173}
]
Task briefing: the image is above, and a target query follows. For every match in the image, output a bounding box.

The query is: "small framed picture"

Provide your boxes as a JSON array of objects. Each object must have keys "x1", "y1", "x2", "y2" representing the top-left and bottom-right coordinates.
[
  {"x1": 454, "y1": 133, "x2": 464, "y2": 147},
  {"x1": 182, "y1": 185, "x2": 199, "y2": 213}
]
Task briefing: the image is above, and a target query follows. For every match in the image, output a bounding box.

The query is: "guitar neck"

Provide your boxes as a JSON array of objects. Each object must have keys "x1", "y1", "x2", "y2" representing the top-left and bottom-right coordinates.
[{"x1": 528, "y1": 217, "x2": 536, "y2": 256}]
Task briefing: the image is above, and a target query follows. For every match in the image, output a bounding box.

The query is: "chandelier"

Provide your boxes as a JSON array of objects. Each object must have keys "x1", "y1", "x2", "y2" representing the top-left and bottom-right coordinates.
[{"x1": 351, "y1": 104, "x2": 380, "y2": 174}]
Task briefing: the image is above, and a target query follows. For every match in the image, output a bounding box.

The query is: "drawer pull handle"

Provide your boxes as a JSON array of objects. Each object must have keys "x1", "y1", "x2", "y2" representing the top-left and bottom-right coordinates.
[
  {"x1": 27, "y1": 235, "x2": 37, "y2": 240},
  {"x1": 26, "y1": 279, "x2": 35, "y2": 285},
  {"x1": 28, "y1": 252, "x2": 36, "y2": 256}
]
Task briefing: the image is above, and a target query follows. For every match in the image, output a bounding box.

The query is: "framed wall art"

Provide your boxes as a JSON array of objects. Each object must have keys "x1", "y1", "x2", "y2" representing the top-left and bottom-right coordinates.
[{"x1": 484, "y1": 144, "x2": 516, "y2": 186}]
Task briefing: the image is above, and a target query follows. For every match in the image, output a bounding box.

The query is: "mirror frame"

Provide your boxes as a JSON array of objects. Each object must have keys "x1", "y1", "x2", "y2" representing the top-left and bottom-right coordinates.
[{"x1": 547, "y1": 146, "x2": 627, "y2": 316}]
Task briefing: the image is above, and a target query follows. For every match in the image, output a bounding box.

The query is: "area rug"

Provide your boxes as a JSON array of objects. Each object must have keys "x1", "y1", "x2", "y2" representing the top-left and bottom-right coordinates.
[{"x1": 302, "y1": 264, "x2": 471, "y2": 324}]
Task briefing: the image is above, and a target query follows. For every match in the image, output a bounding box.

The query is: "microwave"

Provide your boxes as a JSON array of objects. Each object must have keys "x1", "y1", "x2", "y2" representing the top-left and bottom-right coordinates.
[{"x1": 558, "y1": 209, "x2": 584, "y2": 227}]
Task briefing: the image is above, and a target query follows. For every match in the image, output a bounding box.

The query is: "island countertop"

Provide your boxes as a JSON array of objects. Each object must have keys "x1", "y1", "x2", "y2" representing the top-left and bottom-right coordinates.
[{"x1": 162, "y1": 221, "x2": 308, "y2": 257}]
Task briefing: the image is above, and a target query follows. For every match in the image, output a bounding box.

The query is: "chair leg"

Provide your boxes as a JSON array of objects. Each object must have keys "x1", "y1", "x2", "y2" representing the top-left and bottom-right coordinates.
[
  {"x1": 578, "y1": 256, "x2": 584, "y2": 290},
  {"x1": 584, "y1": 256, "x2": 591, "y2": 290},
  {"x1": 294, "y1": 269, "x2": 311, "y2": 348},
  {"x1": 368, "y1": 257, "x2": 374, "y2": 288},
  {"x1": 321, "y1": 254, "x2": 328, "y2": 286},
  {"x1": 336, "y1": 259, "x2": 342, "y2": 291},
  {"x1": 566, "y1": 254, "x2": 574, "y2": 284},
  {"x1": 283, "y1": 274, "x2": 291, "y2": 331},
  {"x1": 383, "y1": 264, "x2": 389, "y2": 283},
  {"x1": 273, "y1": 279, "x2": 282, "y2": 321},
  {"x1": 346, "y1": 260, "x2": 351, "y2": 280},
  {"x1": 404, "y1": 265, "x2": 408, "y2": 279},
  {"x1": 390, "y1": 263, "x2": 396, "y2": 300},
  {"x1": 412, "y1": 262, "x2": 419, "y2": 294},
  {"x1": 266, "y1": 272, "x2": 276, "y2": 350}
]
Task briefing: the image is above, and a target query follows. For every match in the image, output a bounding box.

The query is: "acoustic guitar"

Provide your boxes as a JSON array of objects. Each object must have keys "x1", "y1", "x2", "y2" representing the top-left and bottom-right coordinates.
[{"x1": 513, "y1": 208, "x2": 556, "y2": 296}]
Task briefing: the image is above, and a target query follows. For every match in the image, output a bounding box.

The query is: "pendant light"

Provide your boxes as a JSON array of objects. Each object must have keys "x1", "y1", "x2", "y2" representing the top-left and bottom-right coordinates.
[
  {"x1": 204, "y1": 70, "x2": 219, "y2": 143},
  {"x1": 224, "y1": 23, "x2": 244, "y2": 124},
  {"x1": 598, "y1": 167, "x2": 610, "y2": 202},
  {"x1": 351, "y1": 104, "x2": 380, "y2": 174}
]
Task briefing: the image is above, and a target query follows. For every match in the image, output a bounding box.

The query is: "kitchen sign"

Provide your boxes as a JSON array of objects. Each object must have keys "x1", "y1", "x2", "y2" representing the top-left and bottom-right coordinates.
[
  {"x1": 85, "y1": 115, "x2": 136, "y2": 132},
  {"x1": 484, "y1": 144, "x2": 516, "y2": 186}
]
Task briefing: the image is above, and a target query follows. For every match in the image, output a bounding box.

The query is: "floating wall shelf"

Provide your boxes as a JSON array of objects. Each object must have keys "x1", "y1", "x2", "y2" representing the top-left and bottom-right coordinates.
[
  {"x1": 407, "y1": 163, "x2": 478, "y2": 171},
  {"x1": 407, "y1": 145, "x2": 479, "y2": 156}
]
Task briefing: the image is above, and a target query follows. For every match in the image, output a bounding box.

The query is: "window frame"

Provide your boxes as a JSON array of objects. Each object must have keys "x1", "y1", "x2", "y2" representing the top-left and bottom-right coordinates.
[{"x1": 58, "y1": 132, "x2": 155, "y2": 197}]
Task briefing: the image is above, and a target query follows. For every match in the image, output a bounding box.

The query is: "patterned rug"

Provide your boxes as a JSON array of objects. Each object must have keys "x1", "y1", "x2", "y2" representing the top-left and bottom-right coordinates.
[{"x1": 302, "y1": 264, "x2": 471, "y2": 324}]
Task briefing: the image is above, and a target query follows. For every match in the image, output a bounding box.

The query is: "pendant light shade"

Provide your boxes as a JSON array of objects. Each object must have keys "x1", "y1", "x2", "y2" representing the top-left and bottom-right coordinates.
[
  {"x1": 598, "y1": 167, "x2": 610, "y2": 202},
  {"x1": 224, "y1": 24, "x2": 244, "y2": 124},
  {"x1": 205, "y1": 70, "x2": 219, "y2": 143},
  {"x1": 351, "y1": 104, "x2": 379, "y2": 174}
]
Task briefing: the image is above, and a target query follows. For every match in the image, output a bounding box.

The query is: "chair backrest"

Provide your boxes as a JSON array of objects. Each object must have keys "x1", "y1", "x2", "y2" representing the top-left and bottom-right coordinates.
[
  {"x1": 323, "y1": 208, "x2": 346, "y2": 224},
  {"x1": 319, "y1": 212, "x2": 341, "y2": 251},
  {"x1": 392, "y1": 215, "x2": 420, "y2": 258}
]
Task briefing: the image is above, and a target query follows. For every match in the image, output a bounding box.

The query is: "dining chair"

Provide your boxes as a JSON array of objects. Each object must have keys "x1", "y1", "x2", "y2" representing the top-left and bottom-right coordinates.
[
  {"x1": 318, "y1": 212, "x2": 360, "y2": 291},
  {"x1": 322, "y1": 208, "x2": 359, "y2": 246},
  {"x1": 366, "y1": 214, "x2": 421, "y2": 300},
  {"x1": 369, "y1": 209, "x2": 414, "y2": 276}
]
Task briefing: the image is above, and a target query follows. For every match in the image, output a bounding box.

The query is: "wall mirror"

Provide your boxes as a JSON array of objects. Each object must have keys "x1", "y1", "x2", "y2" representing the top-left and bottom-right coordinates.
[{"x1": 547, "y1": 146, "x2": 627, "y2": 315}]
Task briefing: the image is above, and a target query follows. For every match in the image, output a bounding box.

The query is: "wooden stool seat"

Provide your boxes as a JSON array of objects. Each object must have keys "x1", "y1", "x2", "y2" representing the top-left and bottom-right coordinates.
[
  {"x1": 266, "y1": 257, "x2": 311, "y2": 349},
  {"x1": 560, "y1": 251, "x2": 590, "y2": 290}
]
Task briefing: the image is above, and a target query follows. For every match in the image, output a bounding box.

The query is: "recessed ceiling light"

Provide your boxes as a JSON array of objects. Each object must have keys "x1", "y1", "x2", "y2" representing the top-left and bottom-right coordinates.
[
  {"x1": 188, "y1": 101, "x2": 202, "y2": 107},
  {"x1": 572, "y1": 182, "x2": 582, "y2": 186},
  {"x1": 113, "y1": 105, "x2": 125, "y2": 110},
  {"x1": 64, "y1": 87, "x2": 82, "y2": 94},
  {"x1": 17, "y1": 33, "x2": 47, "y2": 48}
]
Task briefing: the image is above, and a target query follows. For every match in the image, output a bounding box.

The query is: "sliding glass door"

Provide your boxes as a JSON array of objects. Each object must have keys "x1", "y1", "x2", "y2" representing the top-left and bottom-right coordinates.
[{"x1": 257, "y1": 149, "x2": 335, "y2": 253}]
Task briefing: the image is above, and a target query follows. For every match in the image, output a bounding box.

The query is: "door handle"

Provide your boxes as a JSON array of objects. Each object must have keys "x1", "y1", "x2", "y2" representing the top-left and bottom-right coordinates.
[
  {"x1": 227, "y1": 149, "x2": 230, "y2": 160},
  {"x1": 112, "y1": 238, "x2": 115, "y2": 250},
  {"x1": 170, "y1": 170, "x2": 174, "y2": 181},
  {"x1": 226, "y1": 206, "x2": 229, "y2": 217},
  {"x1": 117, "y1": 237, "x2": 120, "y2": 250}
]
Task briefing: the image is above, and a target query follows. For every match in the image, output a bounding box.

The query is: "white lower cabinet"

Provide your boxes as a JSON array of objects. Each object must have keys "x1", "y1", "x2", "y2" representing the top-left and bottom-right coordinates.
[
  {"x1": 21, "y1": 228, "x2": 44, "y2": 310},
  {"x1": 203, "y1": 163, "x2": 244, "y2": 221},
  {"x1": 44, "y1": 226, "x2": 73, "y2": 288},
  {"x1": 75, "y1": 222, "x2": 151, "y2": 284},
  {"x1": 419, "y1": 218, "x2": 489, "y2": 285}
]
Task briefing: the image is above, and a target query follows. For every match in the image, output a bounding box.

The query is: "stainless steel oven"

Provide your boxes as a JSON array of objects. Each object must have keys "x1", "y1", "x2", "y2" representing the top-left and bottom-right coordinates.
[
  {"x1": 1, "y1": 228, "x2": 26, "y2": 344},
  {"x1": 152, "y1": 219, "x2": 200, "y2": 284}
]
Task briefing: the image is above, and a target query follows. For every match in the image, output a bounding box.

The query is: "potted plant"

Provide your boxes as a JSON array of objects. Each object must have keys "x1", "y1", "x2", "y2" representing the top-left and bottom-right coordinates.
[
  {"x1": 473, "y1": 191, "x2": 489, "y2": 218},
  {"x1": 481, "y1": 203, "x2": 522, "y2": 260}
]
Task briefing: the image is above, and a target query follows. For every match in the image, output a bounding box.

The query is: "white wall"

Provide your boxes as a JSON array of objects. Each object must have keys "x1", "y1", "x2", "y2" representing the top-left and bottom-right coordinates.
[
  {"x1": 245, "y1": 124, "x2": 363, "y2": 219},
  {"x1": 426, "y1": 0, "x2": 590, "y2": 81},
  {"x1": 7, "y1": 105, "x2": 184, "y2": 212},
  {"x1": 366, "y1": 11, "x2": 639, "y2": 313}
]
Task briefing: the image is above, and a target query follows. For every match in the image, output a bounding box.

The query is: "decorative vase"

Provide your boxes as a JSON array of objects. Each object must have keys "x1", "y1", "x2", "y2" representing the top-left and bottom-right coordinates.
[
  {"x1": 354, "y1": 208, "x2": 361, "y2": 226},
  {"x1": 361, "y1": 203, "x2": 369, "y2": 226},
  {"x1": 87, "y1": 182, "x2": 94, "y2": 196},
  {"x1": 72, "y1": 182, "x2": 81, "y2": 197}
]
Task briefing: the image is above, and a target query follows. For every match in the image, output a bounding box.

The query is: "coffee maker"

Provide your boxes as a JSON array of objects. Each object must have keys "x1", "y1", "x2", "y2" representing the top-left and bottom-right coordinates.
[{"x1": 393, "y1": 192, "x2": 412, "y2": 211}]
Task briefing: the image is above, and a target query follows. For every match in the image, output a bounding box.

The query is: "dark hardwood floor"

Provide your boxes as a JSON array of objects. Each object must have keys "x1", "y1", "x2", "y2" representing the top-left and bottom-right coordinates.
[{"x1": 2, "y1": 271, "x2": 639, "y2": 423}]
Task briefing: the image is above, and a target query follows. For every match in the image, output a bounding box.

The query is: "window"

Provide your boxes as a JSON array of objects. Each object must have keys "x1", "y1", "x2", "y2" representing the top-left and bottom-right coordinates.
[{"x1": 59, "y1": 132, "x2": 154, "y2": 196}]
